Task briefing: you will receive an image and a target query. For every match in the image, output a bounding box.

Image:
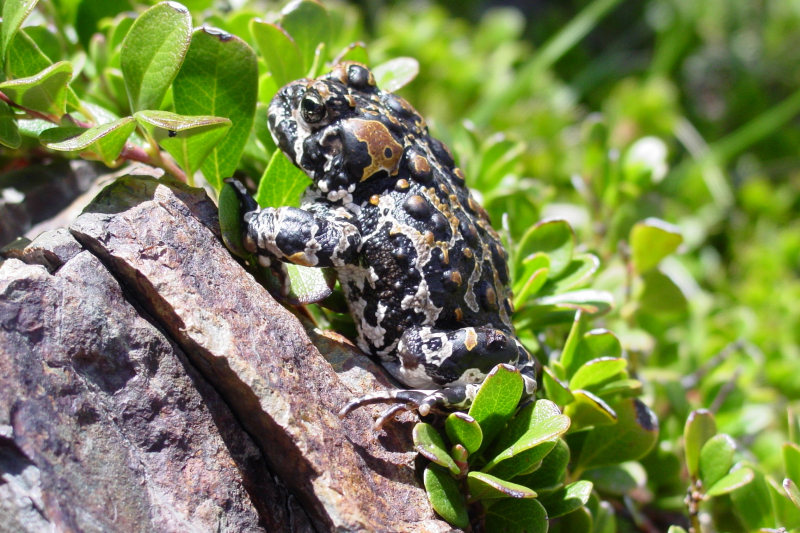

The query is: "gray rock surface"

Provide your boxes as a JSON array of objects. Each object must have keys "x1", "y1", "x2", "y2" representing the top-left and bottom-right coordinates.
[{"x1": 0, "y1": 175, "x2": 453, "y2": 532}]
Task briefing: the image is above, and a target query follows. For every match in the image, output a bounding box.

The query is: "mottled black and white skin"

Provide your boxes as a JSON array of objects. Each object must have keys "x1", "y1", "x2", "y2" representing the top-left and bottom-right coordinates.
[{"x1": 235, "y1": 62, "x2": 537, "y2": 426}]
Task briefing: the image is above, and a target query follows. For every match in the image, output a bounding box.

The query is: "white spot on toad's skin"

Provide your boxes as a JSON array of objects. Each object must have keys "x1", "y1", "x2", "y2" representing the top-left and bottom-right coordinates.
[
  {"x1": 360, "y1": 302, "x2": 388, "y2": 348},
  {"x1": 401, "y1": 279, "x2": 441, "y2": 324},
  {"x1": 384, "y1": 360, "x2": 438, "y2": 389}
]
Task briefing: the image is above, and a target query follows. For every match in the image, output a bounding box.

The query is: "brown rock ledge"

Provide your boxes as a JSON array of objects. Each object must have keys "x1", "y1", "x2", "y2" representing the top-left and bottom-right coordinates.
[{"x1": 59, "y1": 175, "x2": 452, "y2": 532}]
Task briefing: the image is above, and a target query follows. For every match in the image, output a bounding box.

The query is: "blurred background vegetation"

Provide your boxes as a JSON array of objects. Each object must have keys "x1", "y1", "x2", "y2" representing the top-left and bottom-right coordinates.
[{"x1": 2, "y1": 0, "x2": 799, "y2": 530}]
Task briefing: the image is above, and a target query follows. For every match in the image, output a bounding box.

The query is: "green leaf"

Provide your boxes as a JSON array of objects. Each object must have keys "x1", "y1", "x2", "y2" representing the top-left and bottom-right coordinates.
[
  {"x1": 372, "y1": 57, "x2": 419, "y2": 92},
  {"x1": 667, "y1": 527, "x2": 688, "y2": 533},
  {"x1": 766, "y1": 476, "x2": 800, "y2": 529},
  {"x1": 468, "y1": 364, "x2": 525, "y2": 454},
  {"x1": 564, "y1": 329, "x2": 622, "y2": 380},
  {"x1": 423, "y1": 464, "x2": 468, "y2": 529},
  {"x1": 218, "y1": 181, "x2": 248, "y2": 258},
  {"x1": 558, "y1": 309, "x2": 584, "y2": 377},
  {"x1": 582, "y1": 462, "x2": 646, "y2": 496},
  {"x1": 569, "y1": 358, "x2": 627, "y2": 391},
  {"x1": 593, "y1": 379, "x2": 642, "y2": 398},
  {"x1": 43, "y1": 116, "x2": 136, "y2": 164},
  {"x1": 173, "y1": 27, "x2": 258, "y2": 191},
  {"x1": 1, "y1": 0, "x2": 39, "y2": 61},
  {"x1": 413, "y1": 423, "x2": 459, "y2": 476},
  {"x1": 280, "y1": 263, "x2": 334, "y2": 305},
  {"x1": 637, "y1": 268, "x2": 688, "y2": 314},
  {"x1": 489, "y1": 399, "x2": 562, "y2": 455},
  {"x1": 574, "y1": 398, "x2": 659, "y2": 471},
  {"x1": 38, "y1": 126, "x2": 86, "y2": 144},
  {"x1": 563, "y1": 390, "x2": 617, "y2": 431},
  {"x1": 515, "y1": 267, "x2": 550, "y2": 307},
  {"x1": 786, "y1": 479, "x2": 800, "y2": 510},
  {"x1": 482, "y1": 414, "x2": 570, "y2": 476},
  {"x1": 541, "y1": 253, "x2": 600, "y2": 295},
  {"x1": 249, "y1": 20, "x2": 305, "y2": 88},
  {"x1": 134, "y1": 110, "x2": 231, "y2": 177},
  {"x1": 280, "y1": 0, "x2": 331, "y2": 73},
  {"x1": 513, "y1": 438, "x2": 569, "y2": 493},
  {"x1": 7, "y1": 28, "x2": 52, "y2": 79},
  {"x1": 25, "y1": 26, "x2": 62, "y2": 64},
  {"x1": 531, "y1": 289, "x2": 615, "y2": 323},
  {"x1": 256, "y1": 151, "x2": 312, "y2": 209},
  {"x1": 445, "y1": 412, "x2": 483, "y2": 455},
  {"x1": 629, "y1": 218, "x2": 682, "y2": 274},
  {"x1": 517, "y1": 219, "x2": 575, "y2": 278},
  {"x1": 0, "y1": 61, "x2": 72, "y2": 117},
  {"x1": 538, "y1": 480, "x2": 593, "y2": 519},
  {"x1": 542, "y1": 366, "x2": 575, "y2": 405},
  {"x1": 705, "y1": 467, "x2": 754, "y2": 497},
  {"x1": 333, "y1": 42, "x2": 369, "y2": 65},
  {"x1": 121, "y1": 1, "x2": 192, "y2": 112},
  {"x1": 484, "y1": 498, "x2": 548, "y2": 533},
  {"x1": 76, "y1": 0, "x2": 132, "y2": 51},
  {"x1": 684, "y1": 409, "x2": 716, "y2": 478},
  {"x1": 0, "y1": 100, "x2": 21, "y2": 148},
  {"x1": 699, "y1": 434, "x2": 736, "y2": 491},
  {"x1": 730, "y1": 463, "x2": 774, "y2": 530},
  {"x1": 467, "y1": 471, "x2": 537, "y2": 501},
  {"x1": 253, "y1": 103, "x2": 275, "y2": 151},
  {"x1": 513, "y1": 251, "x2": 549, "y2": 298},
  {"x1": 784, "y1": 442, "x2": 800, "y2": 485}
]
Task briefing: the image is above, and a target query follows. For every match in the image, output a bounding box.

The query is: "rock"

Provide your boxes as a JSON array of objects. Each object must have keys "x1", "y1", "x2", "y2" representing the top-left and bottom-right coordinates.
[
  {"x1": 0, "y1": 233, "x2": 312, "y2": 532},
  {"x1": 69, "y1": 175, "x2": 452, "y2": 532}
]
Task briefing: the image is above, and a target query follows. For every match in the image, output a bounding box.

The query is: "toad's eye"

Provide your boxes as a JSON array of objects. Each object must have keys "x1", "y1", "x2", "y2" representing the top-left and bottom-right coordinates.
[{"x1": 300, "y1": 92, "x2": 326, "y2": 123}]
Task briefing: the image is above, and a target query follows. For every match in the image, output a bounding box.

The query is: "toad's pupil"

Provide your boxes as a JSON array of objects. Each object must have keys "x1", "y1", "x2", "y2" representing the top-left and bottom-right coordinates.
[{"x1": 301, "y1": 95, "x2": 326, "y2": 123}]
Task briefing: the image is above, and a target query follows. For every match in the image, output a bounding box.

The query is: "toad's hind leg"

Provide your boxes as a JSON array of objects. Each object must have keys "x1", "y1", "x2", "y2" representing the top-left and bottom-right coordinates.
[{"x1": 339, "y1": 326, "x2": 538, "y2": 427}]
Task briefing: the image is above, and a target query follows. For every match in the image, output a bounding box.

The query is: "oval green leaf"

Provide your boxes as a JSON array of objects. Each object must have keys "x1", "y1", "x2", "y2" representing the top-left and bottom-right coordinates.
[
  {"x1": 569, "y1": 357, "x2": 628, "y2": 391},
  {"x1": 513, "y1": 251, "x2": 549, "y2": 295},
  {"x1": 785, "y1": 479, "x2": 800, "y2": 510},
  {"x1": 413, "y1": 422, "x2": 459, "y2": 476},
  {"x1": 121, "y1": 1, "x2": 192, "y2": 112},
  {"x1": 482, "y1": 414, "x2": 570, "y2": 475},
  {"x1": 467, "y1": 471, "x2": 536, "y2": 501},
  {"x1": 783, "y1": 442, "x2": 800, "y2": 486},
  {"x1": 564, "y1": 390, "x2": 617, "y2": 432},
  {"x1": 44, "y1": 116, "x2": 136, "y2": 164},
  {"x1": 0, "y1": 61, "x2": 72, "y2": 117},
  {"x1": 563, "y1": 328, "x2": 622, "y2": 380},
  {"x1": 484, "y1": 498, "x2": 548, "y2": 533},
  {"x1": 637, "y1": 268, "x2": 688, "y2": 314},
  {"x1": 173, "y1": 27, "x2": 258, "y2": 191},
  {"x1": 134, "y1": 110, "x2": 232, "y2": 178},
  {"x1": 0, "y1": 101, "x2": 21, "y2": 148},
  {"x1": 684, "y1": 409, "x2": 716, "y2": 478},
  {"x1": 2, "y1": 0, "x2": 39, "y2": 61},
  {"x1": 699, "y1": 434, "x2": 736, "y2": 491},
  {"x1": 249, "y1": 20, "x2": 305, "y2": 88},
  {"x1": 574, "y1": 398, "x2": 659, "y2": 471},
  {"x1": 538, "y1": 480, "x2": 593, "y2": 519},
  {"x1": 280, "y1": 0, "x2": 331, "y2": 74},
  {"x1": 513, "y1": 438, "x2": 569, "y2": 493},
  {"x1": 542, "y1": 366, "x2": 575, "y2": 406},
  {"x1": 705, "y1": 467, "x2": 755, "y2": 497},
  {"x1": 256, "y1": 150, "x2": 312, "y2": 209},
  {"x1": 630, "y1": 218, "x2": 682, "y2": 274},
  {"x1": 541, "y1": 253, "x2": 600, "y2": 295},
  {"x1": 468, "y1": 364, "x2": 525, "y2": 454},
  {"x1": 423, "y1": 464, "x2": 468, "y2": 529},
  {"x1": 372, "y1": 57, "x2": 419, "y2": 92},
  {"x1": 445, "y1": 412, "x2": 482, "y2": 455},
  {"x1": 516, "y1": 219, "x2": 574, "y2": 278},
  {"x1": 282, "y1": 263, "x2": 334, "y2": 305},
  {"x1": 218, "y1": 181, "x2": 248, "y2": 258}
]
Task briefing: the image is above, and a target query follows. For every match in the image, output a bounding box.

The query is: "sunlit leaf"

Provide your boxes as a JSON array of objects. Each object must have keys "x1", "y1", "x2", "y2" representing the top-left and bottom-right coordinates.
[
  {"x1": 173, "y1": 27, "x2": 258, "y2": 191},
  {"x1": 121, "y1": 1, "x2": 192, "y2": 112},
  {"x1": 445, "y1": 412, "x2": 483, "y2": 455},
  {"x1": 413, "y1": 423, "x2": 459, "y2": 476},
  {"x1": 705, "y1": 467, "x2": 754, "y2": 497},
  {"x1": 538, "y1": 480, "x2": 593, "y2": 518},
  {"x1": 280, "y1": 0, "x2": 331, "y2": 73},
  {"x1": 564, "y1": 390, "x2": 617, "y2": 431},
  {"x1": 684, "y1": 409, "x2": 716, "y2": 478},
  {"x1": 467, "y1": 471, "x2": 537, "y2": 501},
  {"x1": 699, "y1": 434, "x2": 736, "y2": 491},
  {"x1": 43, "y1": 116, "x2": 136, "y2": 164},
  {"x1": 256, "y1": 150, "x2": 312, "y2": 209},
  {"x1": 541, "y1": 253, "x2": 600, "y2": 295},
  {"x1": 564, "y1": 329, "x2": 622, "y2": 380},
  {"x1": 373, "y1": 57, "x2": 419, "y2": 92},
  {"x1": 786, "y1": 479, "x2": 800, "y2": 510},
  {"x1": 569, "y1": 357, "x2": 627, "y2": 391},
  {"x1": 0, "y1": 61, "x2": 72, "y2": 117},
  {"x1": 629, "y1": 218, "x2": 682, "y2": 274},
  {"x1": 513, "y1": 438, "x2": 569, "y2": 493},
  {"x1": 517, "y1": 219, "x2": 574, "y2": 278},
  {"x1": 543, "y1": 366, "x2": 575, "y2": 405},
  {"x1": 2, "y1": 0, "x2": 39, "y2": 61},
  {"x1": 468, "y1": 364, "x2": 524, "y2": 454},
  {"x1": 249, "y1": 20, "x2": 305, "y2": 88}
]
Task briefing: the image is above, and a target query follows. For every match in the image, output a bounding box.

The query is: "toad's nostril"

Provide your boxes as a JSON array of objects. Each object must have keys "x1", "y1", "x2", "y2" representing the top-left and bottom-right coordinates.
[{"x1": 487, "y1": 332, "x2": 508, "y2": 352}]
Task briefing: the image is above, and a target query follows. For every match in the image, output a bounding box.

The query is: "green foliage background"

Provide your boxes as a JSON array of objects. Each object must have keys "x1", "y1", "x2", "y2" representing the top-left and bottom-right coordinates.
[{"x1": 1, "y1": 0, "x2": 799, "y2": 531}]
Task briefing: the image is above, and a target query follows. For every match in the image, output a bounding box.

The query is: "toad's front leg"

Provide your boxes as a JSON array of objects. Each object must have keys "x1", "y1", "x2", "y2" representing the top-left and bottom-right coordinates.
[
  {"x1": 339, "y1": 326, "x2": 538, "y2": 428},
  {"x1": 237, "y1": 194, "x2": 362, "y2": 270}
]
